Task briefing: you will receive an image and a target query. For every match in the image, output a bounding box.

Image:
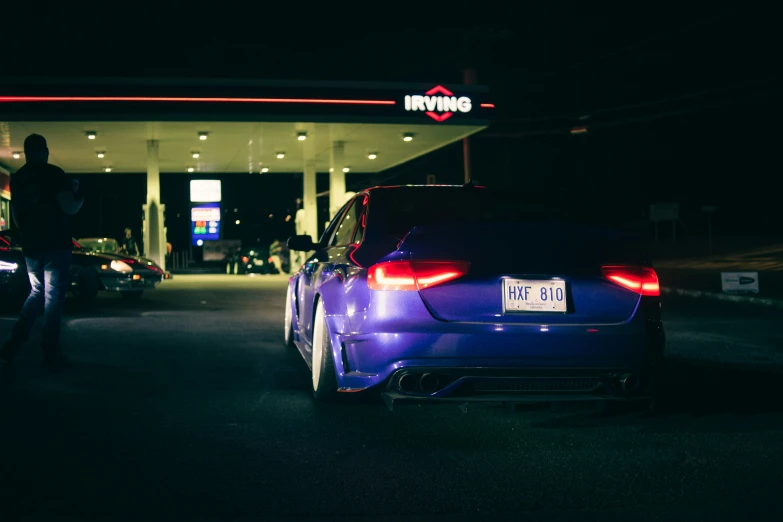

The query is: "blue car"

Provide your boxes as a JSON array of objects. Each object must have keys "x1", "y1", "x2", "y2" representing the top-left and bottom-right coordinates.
[{"x1": 285, "y1": 185, "x2": 664, "y2": 409}]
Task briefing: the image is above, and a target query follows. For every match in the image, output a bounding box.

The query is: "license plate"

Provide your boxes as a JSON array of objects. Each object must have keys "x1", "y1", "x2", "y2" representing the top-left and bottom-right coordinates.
[
  {"x1": 503, "y1": 279, "x2": 567, "y2": 313},
  {"x1": 253, "y1": 259, "x2": 265, "y2": 266}
]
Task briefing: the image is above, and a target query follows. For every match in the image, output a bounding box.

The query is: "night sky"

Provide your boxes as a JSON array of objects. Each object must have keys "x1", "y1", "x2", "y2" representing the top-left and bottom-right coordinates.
[{"x1": 5, "y1": 5, "x2": 781, "y2": 252}]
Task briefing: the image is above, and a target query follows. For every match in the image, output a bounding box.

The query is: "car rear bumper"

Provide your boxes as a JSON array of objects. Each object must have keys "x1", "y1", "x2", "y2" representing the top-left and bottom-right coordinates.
[
  {"x1": 327, "y1": 316, "x2": 664, "y2": 395},
  {"x1": 100, "y1": 273, "x2": 162, "y2": 292},
  {"x1": 379, "y1": 365, "x2": 658, "y2": 407}
]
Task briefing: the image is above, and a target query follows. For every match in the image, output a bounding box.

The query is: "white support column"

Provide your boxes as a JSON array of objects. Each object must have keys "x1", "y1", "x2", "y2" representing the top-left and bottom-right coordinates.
[
  {"x1": 142, "y1": 140, "x2": 166, "y2": 271},
  {"x1": 329, "y1": 141, "x2": 346, "y2": 218},
  {"x1": 303, "y1": 160, "x2": 318, "y2": 244}
]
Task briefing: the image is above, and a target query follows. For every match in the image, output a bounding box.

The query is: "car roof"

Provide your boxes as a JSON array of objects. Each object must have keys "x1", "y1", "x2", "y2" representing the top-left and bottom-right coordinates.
[{"x1": 362, "y1": 184, "x2": 485, "y2": 193}]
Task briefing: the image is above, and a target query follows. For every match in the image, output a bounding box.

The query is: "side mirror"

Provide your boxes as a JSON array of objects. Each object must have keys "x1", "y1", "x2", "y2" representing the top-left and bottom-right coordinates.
[{"x1": 287, "y1": 235, "x2": 318, "y2": 252}]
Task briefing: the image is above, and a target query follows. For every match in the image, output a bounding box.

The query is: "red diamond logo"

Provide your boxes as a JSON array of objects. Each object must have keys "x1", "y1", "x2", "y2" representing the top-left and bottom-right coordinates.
[
  {"x1": 424, "y1": 111, "x2": 453, "y2": 122},
  {"x1": 425, "y1": 85, "x2": 453, "y2": 121},
  {"x1": 425, "y1": 85, "x2": 454, "y2": 96}
]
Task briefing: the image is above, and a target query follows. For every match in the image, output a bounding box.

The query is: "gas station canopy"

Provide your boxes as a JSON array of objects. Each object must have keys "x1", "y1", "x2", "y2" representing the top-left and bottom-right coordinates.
[
  {"x1": 0, "y1": 77, "x2": 493, "y2": 174},
  {"x1": 0, "y1": 121, "x2": 483, "y2": 175}
]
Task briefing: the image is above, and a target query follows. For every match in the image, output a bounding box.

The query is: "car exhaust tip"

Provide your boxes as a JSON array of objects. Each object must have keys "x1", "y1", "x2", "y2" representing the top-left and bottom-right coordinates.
[
  {"x1": 398, "y1": 373, "x2": 418, "y2": 393},
  {"x1": 619, "y1": 373, "x2": 640, "y2": 395},
  {"x1": 419, "y1": 373, "x2": 439, "y2": 393}
]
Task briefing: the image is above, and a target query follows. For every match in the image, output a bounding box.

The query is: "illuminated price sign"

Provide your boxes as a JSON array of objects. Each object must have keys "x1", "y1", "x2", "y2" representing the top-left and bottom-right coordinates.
[
  {"x1": 191, "y1": 207, "x2": 221, "y2": 222},
  {"x1": 192, "y1": 203, "x2": 221, "y2": 245}
]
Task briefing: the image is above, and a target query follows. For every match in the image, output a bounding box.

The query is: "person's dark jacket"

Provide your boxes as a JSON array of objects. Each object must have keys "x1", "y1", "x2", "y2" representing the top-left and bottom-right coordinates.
[{"x1": 10, "y1": 162, "x2": 83, "y2": 255}]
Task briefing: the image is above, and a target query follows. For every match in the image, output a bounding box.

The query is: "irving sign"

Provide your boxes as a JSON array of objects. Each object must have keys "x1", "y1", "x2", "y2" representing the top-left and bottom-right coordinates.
[{"x1": 404, "y1": 85, "x2": 472, "y2": 122}]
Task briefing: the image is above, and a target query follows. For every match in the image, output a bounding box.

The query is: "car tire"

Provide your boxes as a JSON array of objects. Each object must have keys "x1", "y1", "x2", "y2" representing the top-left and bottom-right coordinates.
[
  {"x1": 233, "y1": 262, "x2": 239, "y2": 275},
  {"x1": 71, "y1": 269, "x2": 100, "y2": 305},
  {"x1": 226, "y1": 262, "x2": 232, "y2": 275},
  {"x1": 311, "y1": 299, "x2": 339, "y2": 402},
  {"x1": 284, "y1": 288, "x2": 296, "y2": 348},
  {"x1": 120, "y1": 291, "x2": 143, "y2": 301}
]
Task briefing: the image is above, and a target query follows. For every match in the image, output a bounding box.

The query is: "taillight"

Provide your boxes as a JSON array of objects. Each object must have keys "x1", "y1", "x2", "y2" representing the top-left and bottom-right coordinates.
[
  {"x1": 242, "y1": 256, "x2": 249, "y2": 263},
  {"x1": 268, "y1": 257, "x2": 273, "y2": 263},
  {"x1": 601, "y1": 265, "x2": 660, "y2": 296},
  {"x1": 367, "y1": 260, "x2": 469, "y2": 291}
]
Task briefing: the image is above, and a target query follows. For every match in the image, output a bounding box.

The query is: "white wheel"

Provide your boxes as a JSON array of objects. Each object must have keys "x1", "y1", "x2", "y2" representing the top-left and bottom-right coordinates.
[
  {"x1": 311, "y1": 299, "x2": 338, "y2": 401},
  {"x1": 226, "y1": 262, "x2": 231, "y2": 274},
  {"x1": 284, "y1": 288, "x2": 295, "y2": 348},
  {"x1": 233, "y1": 262, "x2": 239, "y2": 275},
  {"x1": 312, "y1": 302, "x2": 325, "y2": 391}
]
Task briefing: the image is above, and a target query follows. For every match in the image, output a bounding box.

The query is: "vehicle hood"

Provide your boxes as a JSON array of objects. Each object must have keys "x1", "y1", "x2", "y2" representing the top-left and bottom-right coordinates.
[{"x1": 76, "y1": 250, "x2": 161, "y2": 268}]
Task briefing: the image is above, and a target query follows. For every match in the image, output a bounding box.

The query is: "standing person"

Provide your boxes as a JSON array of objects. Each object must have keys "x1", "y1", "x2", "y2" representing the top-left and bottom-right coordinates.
[
  {"x1": 293, "y1": 198, "x2": 306, "y2": 268},
  {"x1": 120, "y1": 227, "x2": 140, "y2": 256},
  {"x1": 1, "y1": 134, "x2": 84, "y2": 367}
]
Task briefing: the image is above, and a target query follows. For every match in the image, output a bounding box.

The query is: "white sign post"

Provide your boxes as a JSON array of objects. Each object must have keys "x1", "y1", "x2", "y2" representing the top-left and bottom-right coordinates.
[
  {"x1": 702, "y1": 205, "x2": 717, "y2": 255},
  {"x1": 721, "y1": 272, "x2": 759, "y2": 294},
  {"x1": 649, "y1": 203, "x2": 679, "y2": 242}
]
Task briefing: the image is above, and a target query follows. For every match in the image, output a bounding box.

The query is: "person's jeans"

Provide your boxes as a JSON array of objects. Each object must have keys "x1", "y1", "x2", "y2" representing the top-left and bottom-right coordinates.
[{"x1": 9, "y1": 249, "x2": 71, "y2": 355}]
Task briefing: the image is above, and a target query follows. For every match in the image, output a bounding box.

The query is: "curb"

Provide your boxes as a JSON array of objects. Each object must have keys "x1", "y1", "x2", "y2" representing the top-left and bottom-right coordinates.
[{"x1": 661, "y1": 287, "x2": 783, "y2": 308}]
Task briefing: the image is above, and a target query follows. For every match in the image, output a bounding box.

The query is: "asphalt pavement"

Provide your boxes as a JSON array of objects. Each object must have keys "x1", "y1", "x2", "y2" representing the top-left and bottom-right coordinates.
[{"x1": 1, "y1": 275, "x2": 782, "y2": 521}]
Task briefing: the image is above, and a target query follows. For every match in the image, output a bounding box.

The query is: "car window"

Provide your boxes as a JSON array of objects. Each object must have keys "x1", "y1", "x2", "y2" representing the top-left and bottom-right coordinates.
[
  {"x1": 319, "y1": 200, "x2": 351, "y2": 245},
  {"x1": 331, "y1": 196, "x2": 366, "y2": 247},
  {"x1": 0, "y1": 231, "x2": 19, "y2": 248},
  {"x1": 377, "y1": 188, "x2": 569, "y2": 240},
  {"x1": 329, "y1": 199, "x2": 358, "y2": 247}
]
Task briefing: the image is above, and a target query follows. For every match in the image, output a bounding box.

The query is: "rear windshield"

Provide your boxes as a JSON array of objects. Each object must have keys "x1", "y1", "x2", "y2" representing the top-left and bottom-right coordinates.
[
  {"x1": 376, "y1": 188, "x2": 575, "y2": 239},
  {"x1": 79, "y1": 239, "x2": 117, "y2": 252}
]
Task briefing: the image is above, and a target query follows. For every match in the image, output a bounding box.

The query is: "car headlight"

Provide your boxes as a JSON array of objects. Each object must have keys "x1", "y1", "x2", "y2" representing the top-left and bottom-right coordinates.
[
  {"x1": 110, "y1": 260, "x2": 133, "y2": 274},
  {"x1": 0, "y1": 260, "x2": 18, "y2": 272}
]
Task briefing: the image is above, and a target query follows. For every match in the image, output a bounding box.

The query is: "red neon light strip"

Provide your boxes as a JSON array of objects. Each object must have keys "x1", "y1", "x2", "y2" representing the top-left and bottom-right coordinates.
[
  {"x1": 0, "y1": 96, "x2": 395, "y2": 105},
  {"x1": 480, "y1": 103, "x2": 495, "y2": 108}
]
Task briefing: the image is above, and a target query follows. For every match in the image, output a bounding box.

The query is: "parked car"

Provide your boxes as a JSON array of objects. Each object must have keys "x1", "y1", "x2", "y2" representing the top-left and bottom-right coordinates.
[
  {"x1": 269, "y1": 240, "x2": 291, "y2": 274},
  {"x1": 225, "y1": 246, "x2": 279, "y2": 275},
  {"x1": 0, "y1": 229, "x2": 164, "y2": 310},
  {"x1": 284, "y1": 185, "x2": 664, "y2": 410}
]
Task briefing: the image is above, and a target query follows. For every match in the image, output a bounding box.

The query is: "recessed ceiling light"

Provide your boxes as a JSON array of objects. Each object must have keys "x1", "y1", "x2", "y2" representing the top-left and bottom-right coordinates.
[
  {"x1": 199, "y1": 132, "x2": 209, "y2": 141},
  {"x1": 187, "y1": 167, "x2": 195, "y2": 173},
  {"x1": 368, "y1": 153, "x2": 377, "y2": 160},
  {"x1": 261, "y1": 167, "x2": 269, "y2": 173},
  {"x1": 343, "y1": 167, "x2": 350, "y2": 173},
  {"x1": 276, "y1": 152, "x2": 285, "y2": 159},
  {"x1": 192, "y1": 152, "x2": 200, "y2": 159},
  {"x1": 329, "y1": 168, "x2": 334, "y2": 172},
  {"x1": 402, "y1": 133, "x2": 414, "y2": 142},
  {"x1": 104, "y1": 167, "x2": 112, "y2": 172},
  {"x1": 86, "y1": 131, "x2": 97, "y2": 140},
  {"x1": 12, "y1": 152, "x2": 20, "y2": 159},
  {"x1": 97, "y1": 152, "x2": 105, "y2": 158},
  {"x1": 297, "y1": 132, "x2": 307, "y2": 141}
]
